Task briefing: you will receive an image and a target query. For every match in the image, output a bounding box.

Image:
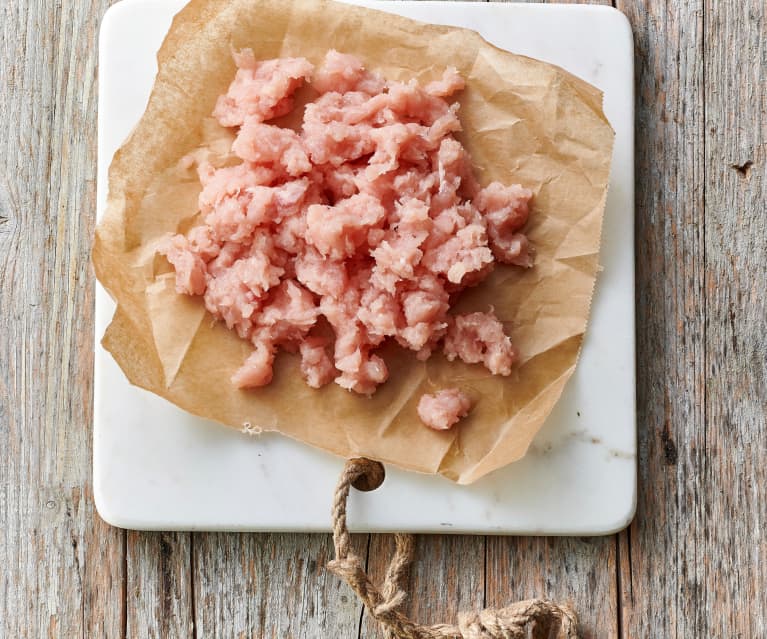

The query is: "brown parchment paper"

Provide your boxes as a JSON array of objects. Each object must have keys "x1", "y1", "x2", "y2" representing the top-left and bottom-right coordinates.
[{"x1": 93, "y1": 0, "x2": 614, "y2": 484}]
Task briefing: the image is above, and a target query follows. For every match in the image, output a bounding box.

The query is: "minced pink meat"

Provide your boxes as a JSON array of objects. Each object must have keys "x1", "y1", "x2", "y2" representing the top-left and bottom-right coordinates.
[
  {"x1": 417, "y1": 389, "x2": 472, "y2": 431},
  {"x1": 313, "y1": 50, "x2": 385, "y2": 96},
  {"x1": 232, "y1": 122, "x2": 312, "y2": 176},
  {"x1": 299, "y1": 337, "x2": 336, "y2": 389},
  {"x1": 213, "y1": 51, "x2": 314, "y2": 126},
  {"x1": 444, "y1": 311, "x2": 518, "y2": 376},
  {"x1": 475, "y1": 182, "x2": 533, "y2": 267},
  {"x1": 161, "y1": 50, "x2": 533, "y2": 395},
  {"x1": 424, "y1": 68, "x2": 466, "y2": 98},
  {"x1": 230, "y1": 342, "x2": 275, "y2": 388},
  {"x1": 305, "y1": 193, "x2": 386, "y2": 259},
  {"x1": 164, "y1": 235, "x2": 207, "y2": 296},
  {"x1": 254, "y1": 279, "x2": 317, "y2": 344}
]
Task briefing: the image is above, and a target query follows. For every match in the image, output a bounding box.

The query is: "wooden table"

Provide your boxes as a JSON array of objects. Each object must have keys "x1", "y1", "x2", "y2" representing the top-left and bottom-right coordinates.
[{"x1": 1, "y1": 0, "x2": 765, "y2": 637}]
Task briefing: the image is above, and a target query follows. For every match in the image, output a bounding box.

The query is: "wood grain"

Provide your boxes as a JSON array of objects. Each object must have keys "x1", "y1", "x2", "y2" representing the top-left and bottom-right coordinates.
[
  {"x1": 2, "y1": 1, "x2": 766, "y2": 638},
  {"x1": 702, "y1": 0, "x2": 766, "y2": 636},
  {"x1": 361, "y1": 535, "x2": 485, "y2": 638},
  {"x1": 127, "y1": 532, "x2": 194, "y2": 638},
  {"x1": 0, "y1": 1, "x2": 124, "y2": 638},
  {"x1": 486, "y1": 537, "x2": 618, "y2": 639},
  {"x1": 614, "y1": 0, "x2": 767, "y2": 637},
  {"x1": 613, "y1": 0, "x2": 707, "y2": 637},
  {"x1": 191, "y1": 533, "x2": 368, "y2": 638}
]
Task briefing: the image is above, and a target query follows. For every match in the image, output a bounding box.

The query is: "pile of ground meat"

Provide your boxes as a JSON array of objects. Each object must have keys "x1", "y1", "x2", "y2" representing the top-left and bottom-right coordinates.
[{"x1": 162, "y1": 50, "x2": 532, "y2": 426}]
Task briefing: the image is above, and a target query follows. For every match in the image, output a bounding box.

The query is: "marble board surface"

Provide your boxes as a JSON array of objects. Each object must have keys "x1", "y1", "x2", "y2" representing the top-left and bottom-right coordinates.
[{"x1": 95, "y1": 0, "x2": 636, "y2": 534}]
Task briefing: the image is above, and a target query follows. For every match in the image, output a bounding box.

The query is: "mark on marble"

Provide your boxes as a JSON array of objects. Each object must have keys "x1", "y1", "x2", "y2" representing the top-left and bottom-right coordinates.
[
  {"x1": 529, "y1": 427, "x2": 634, "y2": 461},
  {"x1": 241, "y1": 422, "x2": 263, "y2": 436}
]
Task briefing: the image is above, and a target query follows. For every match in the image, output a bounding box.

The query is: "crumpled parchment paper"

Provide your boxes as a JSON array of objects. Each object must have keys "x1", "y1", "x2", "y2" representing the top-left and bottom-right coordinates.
[{"x1": 93, "y1": 0, "x2": 614, "y2": 484}]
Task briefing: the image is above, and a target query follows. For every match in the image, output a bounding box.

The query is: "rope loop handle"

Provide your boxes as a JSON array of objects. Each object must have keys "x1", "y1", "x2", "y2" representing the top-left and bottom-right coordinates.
[{"x1": 328, "y1": 458, "x2": 579, "y2": 639}]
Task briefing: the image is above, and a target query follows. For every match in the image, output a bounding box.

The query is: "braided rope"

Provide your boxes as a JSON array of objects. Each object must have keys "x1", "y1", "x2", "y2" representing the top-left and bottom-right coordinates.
[{"x1": 328, "y1": 458, "x2": 579, "y2": 639}]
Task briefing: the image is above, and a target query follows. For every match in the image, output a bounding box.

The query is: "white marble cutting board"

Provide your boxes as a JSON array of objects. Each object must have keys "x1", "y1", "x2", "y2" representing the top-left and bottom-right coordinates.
[{"x1": 95, "y1": 0, "x2": 635, "y2": 534}]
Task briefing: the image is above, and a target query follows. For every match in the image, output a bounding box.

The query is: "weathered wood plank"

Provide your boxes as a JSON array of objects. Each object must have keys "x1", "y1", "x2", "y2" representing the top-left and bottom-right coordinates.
[
  {"x1": 0, "y1": 1, "x2": 124, "y2": 637},
  {"x1": 701, "y1": 0, "x2": 767, "y2": 636},
  {"x1": 191, "y1": 532, "x2": 367, "y2": 638},
  {"x1": 126, "y1": 532, "x2": 194, "y2": 638},
  {"x1": 613, "y1": 0, "x2": 707, "y2": 637},
  {"x1": 361, "y1": 534, "x2": 485, "y2": 638},
  {"x1": 497, "y1": 0, "x2": 615, "y2": 4},
  {"x1": 486, "y1": 537, "x2": 618, "y2": 639},
  {"x1": 5, "y1": 2, "x2": 766, "y2": 639}
]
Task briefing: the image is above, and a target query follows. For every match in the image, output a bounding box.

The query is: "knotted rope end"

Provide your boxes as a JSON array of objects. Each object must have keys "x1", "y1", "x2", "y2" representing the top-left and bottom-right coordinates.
[{"x1": 328, "y1": 458, "x2": 581, "y2": 639}]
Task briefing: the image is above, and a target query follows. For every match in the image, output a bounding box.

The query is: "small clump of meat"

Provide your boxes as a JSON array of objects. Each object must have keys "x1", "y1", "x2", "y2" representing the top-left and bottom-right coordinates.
[
  {"x1": 417, "y1": 388, "x2": 472, "y2": 430},
  {"x1": 162, "y1": 49, "x2": 532, "y2": 398},
  {"x1": 444, "y1": 311, "x2": 518, "y2": 376}
]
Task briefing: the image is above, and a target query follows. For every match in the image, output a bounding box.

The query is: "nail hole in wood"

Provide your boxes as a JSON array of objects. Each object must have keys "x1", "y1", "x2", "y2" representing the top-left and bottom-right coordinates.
[{"x1": 731, "y1": 160, "x2": 753, "y2": 177}]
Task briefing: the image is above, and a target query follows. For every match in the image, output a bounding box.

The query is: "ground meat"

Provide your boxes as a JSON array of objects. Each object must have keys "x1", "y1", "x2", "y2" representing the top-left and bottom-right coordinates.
[
  {"x1": 213, "y1": 52, "x2": 314, "y2": 126},
  {"x1": 305, "y1": 193, "x2": 386, "y2": 259},
  {"x1": 232, "y1": 122, "x2": 312, "y2": 176},
  {"x1": 161, "y1": 49, "x2": 533, "y2": 396},
  {"x1": 475, "y1": 182, "x2": 533, "y2": 267},
  {"x1": 299, "y1": 337, "x2": 336, "y2": 389},
  {"x1": 313, "y1": 50, "x2": 385, "y2": 95},
  {"x1": 230, "y1": 342, "x2": 275, "y2": 388},
  {"x1": 164, "y1": 235, "x2": 207, "y2": 296},
  {"x1": 443, "y1": 311, "x2": 518, "y2": 376},
  {"x1": 417, "y1": 389, "x2": 472, "y2": 430}
]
